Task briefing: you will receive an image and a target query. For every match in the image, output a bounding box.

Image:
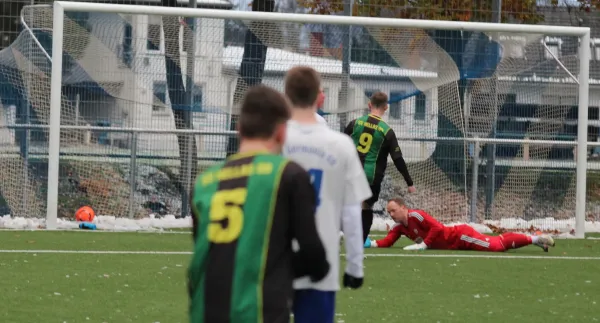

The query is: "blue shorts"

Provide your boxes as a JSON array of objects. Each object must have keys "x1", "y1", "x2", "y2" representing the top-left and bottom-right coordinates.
[{"x1": 293, "y1": 289, "x2": 336, "y2": 323}]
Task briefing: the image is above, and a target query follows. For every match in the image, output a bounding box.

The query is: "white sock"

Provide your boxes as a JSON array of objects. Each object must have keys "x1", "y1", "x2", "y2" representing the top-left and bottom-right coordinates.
[{"x1": 531, "y1": 236, "x2": 539, "y2": 244}]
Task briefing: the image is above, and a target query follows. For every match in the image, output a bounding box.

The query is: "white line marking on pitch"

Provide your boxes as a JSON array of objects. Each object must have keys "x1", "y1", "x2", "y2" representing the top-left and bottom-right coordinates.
[
  {"x1": 0, "y1": 229, "x2": 192, "y2": 234},
  {"x1": 0, "y1": 250, "x2": 192, "y2": 255},
  {"x1": 0, "y1": 249, "x2": 599, "y2": 260},
  {"x1": 364, "y1": 253, "x2": 600, "y2": 260}
]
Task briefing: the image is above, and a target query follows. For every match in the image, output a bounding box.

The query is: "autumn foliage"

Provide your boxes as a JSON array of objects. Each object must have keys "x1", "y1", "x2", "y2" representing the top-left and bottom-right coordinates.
[
  {"x1": 574, "y1": 0, "x2": 600, "y2": 11},
  {"x1": 298, "y1": 0, "x2": 600, "y2": 24},
  {"x1": 298, "y1": 0, "x2": 543, "y2": 23}
]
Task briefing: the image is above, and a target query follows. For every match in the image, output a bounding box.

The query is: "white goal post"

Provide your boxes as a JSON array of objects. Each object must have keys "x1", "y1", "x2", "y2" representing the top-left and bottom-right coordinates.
[{"x1": 46, "y1": 1, "x2": 591, "y2": 237}]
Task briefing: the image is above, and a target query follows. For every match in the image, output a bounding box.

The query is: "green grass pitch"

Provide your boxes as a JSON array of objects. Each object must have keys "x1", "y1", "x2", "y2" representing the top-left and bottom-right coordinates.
[{"x1": 0, "y1": 230, "x2": 599, "y2": 323}]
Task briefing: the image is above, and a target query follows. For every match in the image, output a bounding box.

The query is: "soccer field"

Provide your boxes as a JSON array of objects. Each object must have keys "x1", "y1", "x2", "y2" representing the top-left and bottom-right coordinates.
[{"x1": 0, "y1": 231, "x2": 598, "y2": 323}]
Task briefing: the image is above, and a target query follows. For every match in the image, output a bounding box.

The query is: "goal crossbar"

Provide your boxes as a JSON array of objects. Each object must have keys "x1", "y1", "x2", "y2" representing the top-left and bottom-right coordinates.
[
  {"x1": 47, "y1": 2, "x2": 591, "y2": 238},
  {"x1": 54, "y1": 1, "x2": 590, "y2": 36}
]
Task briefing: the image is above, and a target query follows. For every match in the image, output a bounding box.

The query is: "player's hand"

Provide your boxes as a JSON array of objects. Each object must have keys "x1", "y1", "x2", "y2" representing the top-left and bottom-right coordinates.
[
  {"x1": 364, "y1": 238, "x2": 371, "y2": 248},
  {"x1": 407, "y1": 186, "x2": 416, "y2": 193},
  {"x1": 403, "y1": 242, "x2": 427, "y2": 251},
  {"x1": 343, "y1": 273, "x2": 363, "y2": 289}
]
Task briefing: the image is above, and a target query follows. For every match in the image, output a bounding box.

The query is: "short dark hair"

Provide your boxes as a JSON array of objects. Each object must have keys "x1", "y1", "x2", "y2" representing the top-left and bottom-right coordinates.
[
  {"x1": 239, "y1": 85, "x2": 290, "y2": 139},
  {"x1": 285, "y1": 66, "x2": 321, "y2": 108},
  {"x1": 388, "y1": 197, "x2": 406, "y2": 207},
  {"x1": 370, "y1": 91, "x2": 388, "y2": 108}
]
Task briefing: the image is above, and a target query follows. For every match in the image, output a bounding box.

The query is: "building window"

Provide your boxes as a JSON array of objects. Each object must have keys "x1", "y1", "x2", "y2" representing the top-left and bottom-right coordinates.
[
  {"x1": 192, "y1": 87, "x2": 203, "y2": 112},
  {"x1": 414, "y1": 92, "x2": 426, "y2": 121},
  {"x1": 389, "y1": 91, "x2": 404, "y2": 119},
  {"x1": 147, "y1": 16, "x2": 162, "y2": 51},
  {"x1": 153, "y1": 82, "x2": 167, "y2": 112},
  {"x1": 543, "y1": 37, "x2": 562, "y2": 60},
  {"x1": 121, "y1": 22, "x2": 132, "y2": 67}
]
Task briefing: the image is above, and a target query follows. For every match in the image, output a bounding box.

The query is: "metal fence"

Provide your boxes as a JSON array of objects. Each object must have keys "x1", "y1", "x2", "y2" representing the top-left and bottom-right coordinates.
[{"x1": 3, "y1": 123, "x2": 600, "y2": 223}]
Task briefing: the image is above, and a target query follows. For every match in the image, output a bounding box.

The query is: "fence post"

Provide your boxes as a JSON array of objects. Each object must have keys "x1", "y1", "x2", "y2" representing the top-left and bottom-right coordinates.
[
  {"x1": 470, "y1": 140, "x2": 480, "y2": 223},
  {"x1": 523, "y1": 136, "x2": 530, "y2": 160},
  {"x1": 128, "y1": 131, "x2": 138, "y2": 219}
]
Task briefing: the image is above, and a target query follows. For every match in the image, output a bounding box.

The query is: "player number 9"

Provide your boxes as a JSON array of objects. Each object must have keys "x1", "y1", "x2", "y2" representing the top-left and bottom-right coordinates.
[
  {"x1": 357, "y1": 133, "x2": 373, "y2": 153},
  {"x1": 208, "y1": 188, "x2": 247, "y2": 243}
]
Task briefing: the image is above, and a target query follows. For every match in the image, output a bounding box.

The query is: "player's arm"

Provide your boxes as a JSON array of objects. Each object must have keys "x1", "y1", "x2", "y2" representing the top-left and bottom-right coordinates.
[
  {"x1": 344, "y1": 120, "x2": 356, "y2": 137},
  {"x1": 385, "y1": 129, "x2": 414, "y2": 188},
  {"x1": 190, "y1": 184, "x2": 200, "y2": 243},
  {"x1": 411, "y1": 210, "x2": 444, "y2": 249},
  {"x1": 284, "y1": 162, "x2": 330, "y2": 282},
  {"x1": 366, "y1": 225, "x2": 402, "y2": 248},
  {"x1": 341, "y1": 140, "x2": 373, "y2": 288}
]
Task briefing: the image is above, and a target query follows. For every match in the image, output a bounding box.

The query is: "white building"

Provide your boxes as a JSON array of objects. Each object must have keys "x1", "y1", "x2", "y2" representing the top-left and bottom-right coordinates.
[
  {"x1": 59, "y1": 9, "x2": 439, "y2": 161},
  {"x1": 8, "y1": 4, "x2": 600, "y2": 164}
]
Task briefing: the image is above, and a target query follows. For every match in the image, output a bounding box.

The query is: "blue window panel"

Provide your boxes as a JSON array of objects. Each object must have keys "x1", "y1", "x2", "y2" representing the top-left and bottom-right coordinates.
[
  {"x1": 192, "y1": 92, "x2": 203, "y2": 112},
  {"x1": 389, "y1": 91, "x2": 404, "y2": 119},
  {"x1": 414, "y1": 92, "x2": 426, "y2": 121}
]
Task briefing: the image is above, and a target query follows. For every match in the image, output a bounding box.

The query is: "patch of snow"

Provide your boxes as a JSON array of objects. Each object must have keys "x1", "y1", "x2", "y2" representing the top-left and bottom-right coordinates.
[
  {"x1": 0, "y1": 214, "x2": 192, "y2": 231},
  {"x1": 0, "y1": 214, "x2": 598, "y2": 237}
]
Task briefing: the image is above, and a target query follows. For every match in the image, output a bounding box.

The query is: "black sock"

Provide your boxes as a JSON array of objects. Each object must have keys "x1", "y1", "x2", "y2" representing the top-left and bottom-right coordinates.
[{"x1": 362, "y1": 209, "x2": 374, "y2": 242}]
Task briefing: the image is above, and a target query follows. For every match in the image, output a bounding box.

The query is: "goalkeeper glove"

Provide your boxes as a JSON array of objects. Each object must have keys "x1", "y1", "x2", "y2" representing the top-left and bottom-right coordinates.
[
  {"x1": 343, "y1": 273, "x2": 363, "y2": 289},
  {"x1": 403, "y1": 242, "x2": 427, "y2": 251}
]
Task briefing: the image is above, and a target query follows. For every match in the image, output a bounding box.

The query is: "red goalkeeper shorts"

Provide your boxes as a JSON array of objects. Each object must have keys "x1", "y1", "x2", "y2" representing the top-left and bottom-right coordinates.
[{"x1": 452, "y1": 225, "x2": 505, "y2": 252}]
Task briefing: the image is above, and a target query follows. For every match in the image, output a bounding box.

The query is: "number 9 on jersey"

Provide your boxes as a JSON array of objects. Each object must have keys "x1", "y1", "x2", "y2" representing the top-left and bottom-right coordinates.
[
  {"x1": 357, "y1": 133, "x2": 373, "y2": 153},
  {"x1": 308, "y1": 168, "x2": 323, "y2": 207}
]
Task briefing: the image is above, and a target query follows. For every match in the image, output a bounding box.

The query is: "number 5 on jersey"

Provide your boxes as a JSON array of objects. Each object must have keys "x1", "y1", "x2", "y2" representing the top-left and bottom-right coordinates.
[
  {"x1": 308, "y1": 169, "x2": 323, "y2": 207},
  {"x1": 208, "y1": 188, "x2": 247, "y2": 243},
  {"x1": 357, "y1": 133, "x2": 373, "y2": 154}
]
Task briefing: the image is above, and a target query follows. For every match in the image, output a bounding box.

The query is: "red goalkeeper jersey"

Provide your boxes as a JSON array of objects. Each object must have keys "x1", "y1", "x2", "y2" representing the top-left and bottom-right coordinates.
[{"x1": 374, "y1": 209, "x2": 460, "y2": 249}]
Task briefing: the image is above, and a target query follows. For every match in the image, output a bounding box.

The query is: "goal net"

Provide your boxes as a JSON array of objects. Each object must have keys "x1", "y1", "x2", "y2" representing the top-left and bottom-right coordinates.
[{"x1": 0, "y1": 2, "x2": 590, "y2": 235}]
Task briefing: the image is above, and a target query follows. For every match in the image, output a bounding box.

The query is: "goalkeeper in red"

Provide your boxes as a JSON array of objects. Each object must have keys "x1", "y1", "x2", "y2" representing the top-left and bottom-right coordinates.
[{"x1": 364, "y1": 198, "x2": 556, "y2": 252}]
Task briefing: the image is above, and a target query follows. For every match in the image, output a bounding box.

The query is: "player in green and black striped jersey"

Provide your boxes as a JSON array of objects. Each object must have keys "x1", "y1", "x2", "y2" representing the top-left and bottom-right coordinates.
[
  {"x1": 188, "y1": 85, "x2": 330, "y2": 323},
  {"x1": 344, "y1": 91, "x2": 416, "y2": 242}
]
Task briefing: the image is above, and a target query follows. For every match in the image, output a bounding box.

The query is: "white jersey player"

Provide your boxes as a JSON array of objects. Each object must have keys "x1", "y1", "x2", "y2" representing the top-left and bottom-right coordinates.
[
  {"x1": 283, "y1": 66, "x2": 372, "y2": 323},
  {"x1": 315, "y1": 112, "x2": 327, "y2": 125}
]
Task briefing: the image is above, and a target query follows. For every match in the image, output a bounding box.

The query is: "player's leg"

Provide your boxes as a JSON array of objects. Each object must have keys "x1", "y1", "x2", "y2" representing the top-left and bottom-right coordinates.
[
  {"x1": 455, "y1": 225, "x2": 507, "y2": 252},
  {"x1": 361, "y1": 183, "x2": 380, "y2": 241},
  {"x1": 293, "y1": 289, "x2": 335, "y2": 323},
  {"x1": 499, "y1": 232, "x2": 555, "y2": 252},
  {"x1": 457, "y1": 225, "x2": 555, "y2": 252}
]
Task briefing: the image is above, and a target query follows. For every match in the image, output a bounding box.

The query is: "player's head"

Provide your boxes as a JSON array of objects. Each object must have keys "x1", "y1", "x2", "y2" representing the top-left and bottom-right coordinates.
[
  {"x1": 238, "y1": 85, "x2": 291, "y2": 153},
  {"x1": 285, "y1": 66, "x2": 321, "y2": 110},
  {"x1": 368, "y1": 92, "x2": 389, "y2": 114},
  {"x1": 387, "y1": 198, "x2": 409, "y2": 223},
  {"x1": 316, "y1": 88, "x2": 326, "y2": 109}
]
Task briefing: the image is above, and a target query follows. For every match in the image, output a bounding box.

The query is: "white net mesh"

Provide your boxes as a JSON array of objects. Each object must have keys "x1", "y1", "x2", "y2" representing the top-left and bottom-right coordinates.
[{"x1": 0, "y1": 5, "x2": 589, "y2": 232}]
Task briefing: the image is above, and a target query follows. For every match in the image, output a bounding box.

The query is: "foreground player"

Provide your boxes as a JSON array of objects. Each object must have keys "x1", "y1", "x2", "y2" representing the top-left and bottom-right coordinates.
[
  {"x1": 364, "y1": 198, "x2": 555, "y2": 252},
  {"x1": 188, "y1": 85, "x2": 330, "y2": 323},
  {"x1": 344, "y1": 92, "x2": 416, "y2": 241},
  {"x1": 283, "y1": 66, "x2": 372, "y2": 323}
]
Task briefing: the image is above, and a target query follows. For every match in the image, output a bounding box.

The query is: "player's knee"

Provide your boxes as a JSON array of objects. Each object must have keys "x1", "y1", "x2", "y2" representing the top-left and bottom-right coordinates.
[{"x1": 489, "y1": 240, "x2": 507, "y2": 252}]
